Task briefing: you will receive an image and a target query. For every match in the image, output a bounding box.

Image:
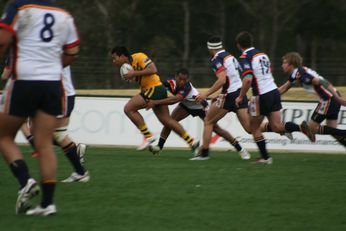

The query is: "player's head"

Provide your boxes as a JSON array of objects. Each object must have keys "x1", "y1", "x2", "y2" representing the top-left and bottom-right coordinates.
[
  {"x1": 281, "y1": 52, "x2": 303, "y2": 73},
  {"x1": 111, "y1": 46, "x2": 130, "y2": 66},
  {"x1": 175, "y1": 68, "x2": 189, "y2": 87},
  {"x1": 235, "y1": 31, "x2": 253, "y2": 50},
  {"x1": 207, "y1": 36, "x2": 223, "y2": 55}
]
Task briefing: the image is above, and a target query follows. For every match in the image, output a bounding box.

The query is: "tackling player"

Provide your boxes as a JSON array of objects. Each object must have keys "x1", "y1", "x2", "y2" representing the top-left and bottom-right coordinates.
[
  {"x1": 279, "y1": 52, "x2": 346, "y2": 146},
  {"x1": 146, "y1": 68, "x2": 250, "y2": 160}
]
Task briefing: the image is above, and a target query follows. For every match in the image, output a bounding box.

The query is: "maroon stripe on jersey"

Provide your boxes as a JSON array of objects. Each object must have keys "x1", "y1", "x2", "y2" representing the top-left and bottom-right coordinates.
[
  {"x1": 64, "y1": 39, "x2": 80, "y2": 49},
  {"x1": 0, "y1": 23, "x2": 15, "y2": 34}
]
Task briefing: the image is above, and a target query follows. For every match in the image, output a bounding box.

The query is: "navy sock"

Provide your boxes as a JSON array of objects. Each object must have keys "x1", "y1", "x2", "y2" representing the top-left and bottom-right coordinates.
[
  {"x1": 26, "y1": 135, "x2": 36, "y2": 149},
  {"x1": 201, "y1": 148, "x2": 209, "y2": 157},
  {"x1": 334, "y1": 135, "x2": 346, "y2": 148},
  {"x1": 319, "y1": 126, "x2": 346, "y2": 136},
  {"x1": 41, "y1": 182, "x2": 56, "y2": 208},
  {"x1": 230, "y1": 138, "x2": 242, "y2": 151},
  {"x1": 63, "y1": 142, "x2": 85, "y2": 175},
  {"x1": 158, "y1": 137, "x2": 166, "y2": 150},
  {"x1": 255, "y1": 137, "x2": 270, "y2": 159},
  {"x1": 285, "y1": 122, "x2": 301, "y2": 132},
  {"x1": 9, "y1": 160, "x2": 31, "y2": 188}
]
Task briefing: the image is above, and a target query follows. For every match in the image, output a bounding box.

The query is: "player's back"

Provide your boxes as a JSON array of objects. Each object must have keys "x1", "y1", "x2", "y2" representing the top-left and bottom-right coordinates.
[
  {"x1": 2, "y1": 0, "x2": 78, "y2": 80},
  {"x1": 239, "y1": 48, "x2": 277, "y2": 95},
  {"x1": 131, "y1": 52, "x2": 161, "y2": 89}
]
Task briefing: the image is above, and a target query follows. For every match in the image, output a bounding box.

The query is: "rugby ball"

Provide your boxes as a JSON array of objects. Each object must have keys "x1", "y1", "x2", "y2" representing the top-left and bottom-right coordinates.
[{"x1": 120, "y1": 63, "x2": 133, "y2": 80}]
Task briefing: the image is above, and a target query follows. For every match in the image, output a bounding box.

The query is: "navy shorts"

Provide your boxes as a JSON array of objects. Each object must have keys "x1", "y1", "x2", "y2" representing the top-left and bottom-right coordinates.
[
  {"x1": 63, "y1": 95, "x2": 75, "y2": 118},
  {"x1": 311, "y1": 97, "x2": 341, "y2": 123},
  {"x1": 216, "y1": 88, "x2": 248, "y2": 112},
  {"x1": 0, "y1": 80, "x2": 63, "y2": 117},
  {"x1": 249, "y1": 89, "x2": 282, "y2": 116},
  {"x1": 179, "y1": 103, "x2": 206, "y2": 119}
]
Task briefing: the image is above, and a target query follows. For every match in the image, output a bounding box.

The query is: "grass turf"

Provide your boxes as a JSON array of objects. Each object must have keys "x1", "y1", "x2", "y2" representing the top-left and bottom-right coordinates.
[{"x1": 0, "y1": 147, "x2": 346, "y2": 231}]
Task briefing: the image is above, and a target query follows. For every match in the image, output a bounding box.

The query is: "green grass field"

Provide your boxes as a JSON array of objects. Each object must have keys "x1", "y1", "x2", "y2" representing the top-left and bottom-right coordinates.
[{"x1": 1, "y1": 146, "x2": 346, "y2": 231}]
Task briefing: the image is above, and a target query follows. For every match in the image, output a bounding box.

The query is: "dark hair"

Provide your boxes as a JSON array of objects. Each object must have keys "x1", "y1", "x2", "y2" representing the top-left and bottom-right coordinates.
[
  {"x1": 111, "y1": 46, "x2": 130, "y2": 57},
  {"x1": 176, "y1": 68, "x2": 189, "y2": 76},
  {"x1": 235, "y1": 31, "x2": 254, "y2": 49},
  {"x1": 207, "y1": 36, "x2": 222, "y2": 44}
]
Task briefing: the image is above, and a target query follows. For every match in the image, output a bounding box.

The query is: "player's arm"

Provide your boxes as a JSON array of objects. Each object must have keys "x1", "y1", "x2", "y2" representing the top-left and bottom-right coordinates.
[
  {"x1": 126, "y1": 62, "x2": 158, "y2": 79},
  {"x1": 195, "y1": 70, "x2": 226, "y2": 102},
  {"x1": 146, "y1": 94, "x2": 184, "y2": 109},
  {"x1": 236, "y1": 74, "x2": 252, "y2": 104},
  {"x1": 1, "y1": 65, "x2": 11, "y2": 80},
  {"x1": 62, "y1": 46, "x2": 79, "y2": 67},
  {"x1": 0, "y1": 29, "x2": 13, "y2": 59},
  {"x1": 278, "y1": 80, "x2": 292, "y2": 95}
]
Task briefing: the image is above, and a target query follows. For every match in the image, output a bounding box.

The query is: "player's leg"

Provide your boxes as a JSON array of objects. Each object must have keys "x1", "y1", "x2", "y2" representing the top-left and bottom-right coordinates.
[
  {"x1": 124, "y1": 94, "x2": 156, "y2": 149},
  {"x1": 153, "y1": 104, "x2": 198, "y2": 151},
  {"x1": 211, "y1": 123, "x2": 250, "y2": 159},
  {"x1": 56, "y1": 117, "x2": 89, "y2": 182},
  {"x1": 157, "y1": 105, "x2": 190, "y2": 150},
  {"x1": 195, "y1": 103, "x2": 228, "y2": 159},
  {"x1": 0, "y1": 113, "x2": 39, "y2": 214},
  {"x1": 124, "y1": 94, "x2": 153, "y2": 137},
  {"x1": 250, "y1": 115, "x2": 272, "y2": 163},
  {"x1": 29, "y1": 110, "x2": 58, "y2": 214},
  {"x1": 20, "y1": 119, "x2": 36, "y2": 151},
  {"x1": 312, "y1": 100, "x2": 346, "y2": 137},
  {"x1": 325, "y1": 119, "x2": 346, "y2": 148},
  {"x1": 236, "y1": 108, "x2": 251, "y2": 134},
  {"x1": 0, "y1": 79, "x2": 40, "y2": 214}
]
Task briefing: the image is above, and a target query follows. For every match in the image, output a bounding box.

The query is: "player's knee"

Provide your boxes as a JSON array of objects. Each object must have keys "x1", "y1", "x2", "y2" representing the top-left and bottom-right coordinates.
[{"x1": 53, "y1": 127, "x2": 68, "y2": 143}]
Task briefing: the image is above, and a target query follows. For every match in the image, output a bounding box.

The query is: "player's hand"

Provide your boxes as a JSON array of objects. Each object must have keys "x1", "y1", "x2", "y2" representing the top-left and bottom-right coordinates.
[
  {"x1": 211, "y1": 96, "x2": 218, "y2": 104},
  {"x1": 235, "y1": 96, "x2": 243, "y2": 108},
  {"x1": 124, "y1": 69, "x2": 136, "y2": 80},
  {"x1": 195, "y1": 93, "x2": 207, "y2": 103}
]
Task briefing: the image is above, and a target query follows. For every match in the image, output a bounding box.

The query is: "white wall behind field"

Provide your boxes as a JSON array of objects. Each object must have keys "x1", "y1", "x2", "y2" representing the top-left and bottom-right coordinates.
[{"x1": 16, "y1": 96, "x2": 346, "y2": 153}]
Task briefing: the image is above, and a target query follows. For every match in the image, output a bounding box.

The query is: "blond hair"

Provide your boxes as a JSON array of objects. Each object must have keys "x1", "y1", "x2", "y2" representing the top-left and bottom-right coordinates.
[{"x1": 282, "y1": 52, "x2": 303, "y2": 68}]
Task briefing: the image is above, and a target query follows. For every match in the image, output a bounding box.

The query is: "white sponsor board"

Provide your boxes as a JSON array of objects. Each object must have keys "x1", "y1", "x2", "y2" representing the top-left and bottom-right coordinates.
[{"x1": 15, "y1": 96, "x2": 346, "y2": 153}]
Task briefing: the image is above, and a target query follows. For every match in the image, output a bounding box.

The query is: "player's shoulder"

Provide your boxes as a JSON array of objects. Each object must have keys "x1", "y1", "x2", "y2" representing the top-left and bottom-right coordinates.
[
  {"x1": 132, "y1": 52, "x2": 148, "y2": 59},
  {"x1": 16, "y1": 0, "x2": 71, "y2": 16}
]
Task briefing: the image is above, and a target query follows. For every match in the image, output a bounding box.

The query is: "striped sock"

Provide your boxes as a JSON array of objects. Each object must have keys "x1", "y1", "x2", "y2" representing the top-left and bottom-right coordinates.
[
  {"x1": 181, "y1": 132, "x2": 194, "y2": 146},
  {"x1": 139, "y1": 124, "x2": 153, "y2": 139},
  {"x1": 255, "y1": 135, "x2": 270, "y2": 160},
  {"x1": 230, "y1": 138, "x2": 242, "y2": 152}
]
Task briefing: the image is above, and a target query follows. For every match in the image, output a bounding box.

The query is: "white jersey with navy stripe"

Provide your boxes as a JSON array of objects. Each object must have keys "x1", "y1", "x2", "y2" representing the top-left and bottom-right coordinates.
[
  {"x1": 0, "y1": 1, "x2": 80, "y2": 81},
  {"x1": 163, "y1": 79, "x2": 206, "y2": 110},
  {"x1": 238, "y1": 47, "x2": 277, "y2": 96},
  {"x1": 211, "y1": 50, "x2": 242, "y2": 94}
]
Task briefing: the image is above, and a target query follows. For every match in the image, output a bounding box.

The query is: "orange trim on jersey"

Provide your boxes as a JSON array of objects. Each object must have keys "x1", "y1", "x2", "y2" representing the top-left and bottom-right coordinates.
[
  {"x1": 0, "y1": 23, "x2": 15, "y2": 34},
  {"x1": 251, "y1": 53, "x2": 266, "y2": 60},
  {"x1": 18, "y1": 4, "x2": 70, "y2": 15},
  {"x1": 64, "y1": 39, "x2": 80, "y2": 49}
]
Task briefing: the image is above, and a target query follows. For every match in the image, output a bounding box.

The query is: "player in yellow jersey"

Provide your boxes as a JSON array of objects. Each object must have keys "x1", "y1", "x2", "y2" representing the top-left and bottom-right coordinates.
[{"x1": 111, "y1": 46, "x2": 199, "y2": 154}]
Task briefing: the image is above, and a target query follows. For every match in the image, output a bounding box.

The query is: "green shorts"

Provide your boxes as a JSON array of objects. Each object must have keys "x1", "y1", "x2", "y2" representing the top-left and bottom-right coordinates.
[{"x1": 141, "y1": 84, "x2": 167, "y2": 100}]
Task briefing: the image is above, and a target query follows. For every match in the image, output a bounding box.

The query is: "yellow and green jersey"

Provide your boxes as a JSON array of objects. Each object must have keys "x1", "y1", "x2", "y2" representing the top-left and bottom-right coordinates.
[{"x1": 130, "y1": 52, "x2": 162, "y2": 90}]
